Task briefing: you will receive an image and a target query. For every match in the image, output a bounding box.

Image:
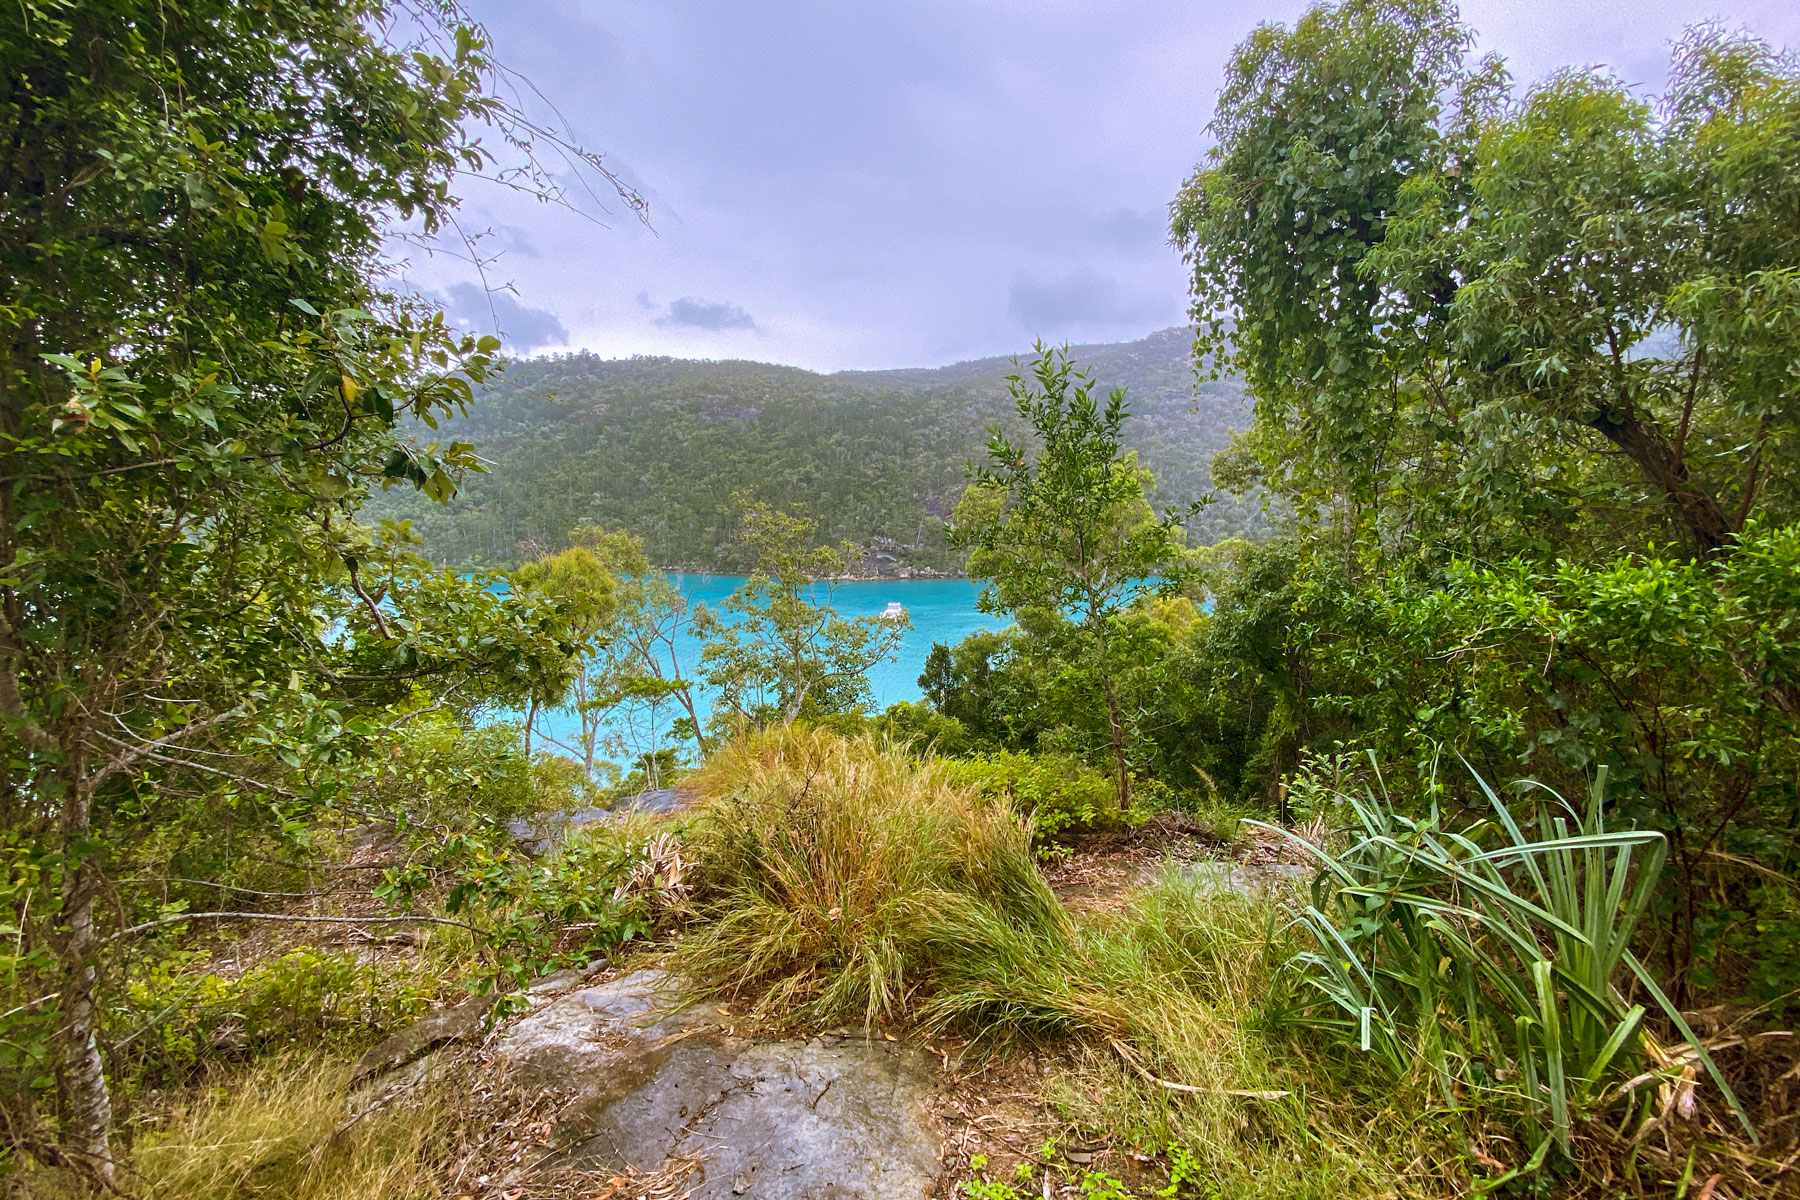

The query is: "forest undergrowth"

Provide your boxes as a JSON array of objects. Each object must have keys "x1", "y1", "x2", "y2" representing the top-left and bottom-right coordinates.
[{"x1": 9, "y1": 727, "x2": 1795, "y2": 1200}]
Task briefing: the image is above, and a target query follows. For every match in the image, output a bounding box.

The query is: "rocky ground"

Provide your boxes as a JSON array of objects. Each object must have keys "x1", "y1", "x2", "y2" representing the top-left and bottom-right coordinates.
[{"x1": 334, "y1": 821, "x2": 1316, "y2": 1200}]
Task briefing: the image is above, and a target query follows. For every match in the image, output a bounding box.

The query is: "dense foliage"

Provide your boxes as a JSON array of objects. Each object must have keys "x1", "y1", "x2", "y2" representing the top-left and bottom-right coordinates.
[
  {"x1": 920, "y1": 0, "x2": 1800, "y2": 1007},
  {"x1": 0, "y1": 0, "x2": 625, "y2": 1174},
  {"x1": 895, "y1": 32, "x2": 1800, "y2": 1167},
  {"x1": 1166, "y1": 0, "x2": 1800, "y2": 1010}
]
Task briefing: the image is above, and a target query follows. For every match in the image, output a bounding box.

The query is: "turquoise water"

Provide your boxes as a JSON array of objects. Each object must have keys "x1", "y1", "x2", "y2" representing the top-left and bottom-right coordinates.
[{"x1": 530, "y1": 575, "x2": 1007, "y2": 766}]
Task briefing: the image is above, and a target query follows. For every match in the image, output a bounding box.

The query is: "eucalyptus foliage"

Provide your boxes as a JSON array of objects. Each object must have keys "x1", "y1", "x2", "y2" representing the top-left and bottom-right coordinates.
[
  {"x1": 1171, "y1": 0, "x2": 1800, "y2": 1006},
  {"x1": 0, "y1": 0, "x2": 629, "y2": 1170}
]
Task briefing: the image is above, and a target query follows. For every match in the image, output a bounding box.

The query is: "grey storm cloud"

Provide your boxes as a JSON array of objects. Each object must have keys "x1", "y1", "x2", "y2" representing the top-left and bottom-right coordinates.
[
  {"x1": 655, "y1": 297, "x2": 758, "y2": 332},
  {"x1": 441, "y1": 283, "x2": 569, "y2": 354},
  {"x1": 1007, "y1": 267, "x2": 1162, "y2": 337},
  {"x1": 425, "y1": 0, "x2": 1799, "y2": 371}
]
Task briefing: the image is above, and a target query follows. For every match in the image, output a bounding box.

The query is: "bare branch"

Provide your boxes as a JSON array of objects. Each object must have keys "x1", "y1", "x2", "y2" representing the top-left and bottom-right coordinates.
[
  {"x1": 90, "y1": 733, "x2": 304, "y2": 797},
  {"x1": 89, "y1": 705, "x2": 245, "y2": 787},
  {"x1": 347, "y1": 561, "x2": 393, "y2": 640},
  {"x1": 106, "y1": 911, "x2": 484, "y2": 944}
]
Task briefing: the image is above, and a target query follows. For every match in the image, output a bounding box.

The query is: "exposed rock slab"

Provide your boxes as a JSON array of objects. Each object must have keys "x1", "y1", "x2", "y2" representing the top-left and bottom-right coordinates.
[
  {"x1": 487, "y1": 970, "x2": 943, "y2": 1198},
  {"x1": 350, "y1": 993, "x2": 495, "y2": 1086}
]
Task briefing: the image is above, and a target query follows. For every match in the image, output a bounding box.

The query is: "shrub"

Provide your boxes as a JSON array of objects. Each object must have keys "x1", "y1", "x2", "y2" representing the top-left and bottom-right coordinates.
[
  {"x1": 670, "y1": 727, "x2": 1119, "y2": 1033},
  {"x1": 355, "y1": 715, "x2": 597, "y2": 835},
  {"x1": 377, "y1": 814, "x2": 681, "y2": 990},
  {"x1": 945, "y1": 750, "x2": 1124, "y2": 844},
  {"x1": 870, "y1": 700, "x2": 978, "y2": 757},
  {"x1": 111, "y1": 948, "x2": 435, "y2": 1090}
]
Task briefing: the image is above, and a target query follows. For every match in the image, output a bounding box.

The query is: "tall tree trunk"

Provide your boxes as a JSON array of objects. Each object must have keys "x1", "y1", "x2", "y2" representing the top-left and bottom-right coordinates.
[{"x1": 55, "y1": 757, "x2": 113, "y2": 1181}]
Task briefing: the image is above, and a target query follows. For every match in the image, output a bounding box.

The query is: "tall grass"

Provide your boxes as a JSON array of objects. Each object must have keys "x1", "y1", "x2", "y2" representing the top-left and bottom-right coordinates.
[
  {"x1": 0, "y1": 1056, "x2": 464, "y2": 1200},
  {"x1": 1260, "y1": 761, "x2": 1749, "y2": 1174},
  {"x1": 670, "y1": 726, "x2": 1123, "y2": 1033},
  {"x1": 1050, "y1": 868, "x2": 1453, "y2": 1199},
  {"x1": 670, "y1": 729, "x2": 1473, "y2": 1197}
]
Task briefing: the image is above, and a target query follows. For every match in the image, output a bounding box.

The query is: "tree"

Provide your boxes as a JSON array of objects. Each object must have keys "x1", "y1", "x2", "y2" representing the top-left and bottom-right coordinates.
[
  {"x1": 951, "y1": 346, "x2": 1187, "y2": 807},
  {"x1": 0, "y1": 0, "x2": 633, "y2": 1172},
  {"x1": 1174, "y1": 1, "x2": 1800, "y2": 566},
  {"x1": 695, "y1": 499, "x2": 907, "y2": 727},
  {"x1": 512, "y1": 546, "x2": 618, "y2": 769},
  {"x1": 1171, "y1": 0, "x2": 1800, "y2": 1001},
  {"x1": 570, "y1": 526, "x2": 712, "y2": 770}
]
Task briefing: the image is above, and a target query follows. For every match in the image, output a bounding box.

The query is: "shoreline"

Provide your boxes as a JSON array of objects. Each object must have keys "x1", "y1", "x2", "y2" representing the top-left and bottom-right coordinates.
[{"x1": 657, "y1": 567, "x2": 970, "y2": 583}]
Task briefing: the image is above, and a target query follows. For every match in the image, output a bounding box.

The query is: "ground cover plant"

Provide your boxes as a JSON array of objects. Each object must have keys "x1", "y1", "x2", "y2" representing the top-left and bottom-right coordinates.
[
  {"x1": 669, "y1": 726, "x2": 1118, "y2": 1036},
  {"x1": 1265, "y1": 761, "x2": 1770, "y2": 1187},
  {"x1": 671, "y1": 727, "x2": 1790, "y2": 1196}
]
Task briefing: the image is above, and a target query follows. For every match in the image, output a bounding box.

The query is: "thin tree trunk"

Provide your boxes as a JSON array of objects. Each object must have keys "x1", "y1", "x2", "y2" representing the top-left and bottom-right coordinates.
[
  {"x1": 1085, "y1": 590, "x2": 1132, "y2": 810},
  {"x1": 1586, "y1": 404, "x2": 1732, "y2": 556},
  {"x1": 55, "y1": 757, "x2": 113, "y2": 1181},
  {"x1": 1099, "y1": 669, "x2": 1131, "y2": 810},
  {"x1": 676, "y1": 683, "x2": 710, "y2": 757}
]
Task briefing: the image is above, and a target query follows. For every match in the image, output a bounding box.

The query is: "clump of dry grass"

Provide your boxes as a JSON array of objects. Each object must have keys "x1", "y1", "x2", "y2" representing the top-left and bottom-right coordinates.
[
  {"x1": 7, "y1": 1055, "x2": 451, "y2": 1200},
  {"x1": 670, "y1": 726, "x2": 1123, "y2": 1034},
  {"x1": 24, "y1": 1053, "x2": 592, "y2": 1200},
  {"x1": 1050, "y1": 866, "x2": 1469, "y2": 1199}
]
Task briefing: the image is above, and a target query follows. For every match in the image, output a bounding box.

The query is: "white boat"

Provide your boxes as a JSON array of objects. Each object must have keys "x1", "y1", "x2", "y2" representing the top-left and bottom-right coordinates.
[{"x1": 880, "y1": 601, "x2": 907, "y2": 620}]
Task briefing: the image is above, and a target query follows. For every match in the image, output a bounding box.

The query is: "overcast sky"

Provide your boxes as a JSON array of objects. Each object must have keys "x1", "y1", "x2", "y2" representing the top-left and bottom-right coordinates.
[{"x1": 405, "y1": 1, "x2": 1800, "y2": 372}]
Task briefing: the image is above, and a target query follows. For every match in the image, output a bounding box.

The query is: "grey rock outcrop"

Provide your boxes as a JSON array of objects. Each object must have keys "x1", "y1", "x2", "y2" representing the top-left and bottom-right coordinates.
[{"x1": 487, "y1": 970, "x2": 943, "y2": 1198}]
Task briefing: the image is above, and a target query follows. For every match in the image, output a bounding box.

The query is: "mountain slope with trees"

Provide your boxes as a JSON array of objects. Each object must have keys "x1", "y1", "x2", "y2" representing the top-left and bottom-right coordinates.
[{"x1": 374, "y1": 326, "x2": 1260, "y2": 570}]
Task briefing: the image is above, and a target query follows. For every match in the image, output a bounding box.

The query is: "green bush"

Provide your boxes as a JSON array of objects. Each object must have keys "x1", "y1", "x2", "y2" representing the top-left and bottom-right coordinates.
[
  {"x1": 113, "y1": 948, "x2": 434, "y2": 1088},
  {"x1": 945, "y1": 750, "x2": 1124, "y2": 843},
  {"x1": 871, "y1": 700, "x2": 979, "y2": 757},
  {"x1": 377, "y1": 813, "x2": 683, "y2": 991},
  {"x1": 355, "y1": 714, "x2": 597, "y2": 835}
]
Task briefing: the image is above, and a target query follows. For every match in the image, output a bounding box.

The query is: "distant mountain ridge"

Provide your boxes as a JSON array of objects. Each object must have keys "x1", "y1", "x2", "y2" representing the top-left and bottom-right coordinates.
[{"x1": 375, "y1": 326, "x2": 1261, "y2": 571}]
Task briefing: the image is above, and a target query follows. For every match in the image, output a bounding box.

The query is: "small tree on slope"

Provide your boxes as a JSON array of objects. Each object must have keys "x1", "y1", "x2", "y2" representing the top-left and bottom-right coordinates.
[{"x1": 951, "y1": 345, "x2": 1188, "y2": 808}]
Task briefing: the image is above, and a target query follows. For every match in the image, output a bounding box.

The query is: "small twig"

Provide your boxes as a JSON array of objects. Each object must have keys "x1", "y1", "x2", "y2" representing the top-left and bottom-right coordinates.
[
  {"x1": 1109, "y1": 1040, "x2": 1289, "y2": 1099},
  {"x1": 0, "y1": 991, "x2": 60, "y2": 1023}
]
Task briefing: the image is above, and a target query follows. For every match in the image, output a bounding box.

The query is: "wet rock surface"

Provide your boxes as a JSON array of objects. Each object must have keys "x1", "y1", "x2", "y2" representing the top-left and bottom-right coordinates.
[{"x1": 483, "y1": 970, "x2": 943, "y2": 1198}]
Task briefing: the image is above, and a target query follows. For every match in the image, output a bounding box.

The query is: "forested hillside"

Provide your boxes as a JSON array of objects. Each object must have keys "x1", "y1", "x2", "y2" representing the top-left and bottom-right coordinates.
[{"x1": 375, "y1": 327, "x2": 1260, "y2": 570}]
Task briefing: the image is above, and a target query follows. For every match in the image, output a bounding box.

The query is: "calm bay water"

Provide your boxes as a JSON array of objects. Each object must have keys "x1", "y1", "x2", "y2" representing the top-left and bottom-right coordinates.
[{"x1": 530, "y1": 575, "x2": 1006, "y2": 765}]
